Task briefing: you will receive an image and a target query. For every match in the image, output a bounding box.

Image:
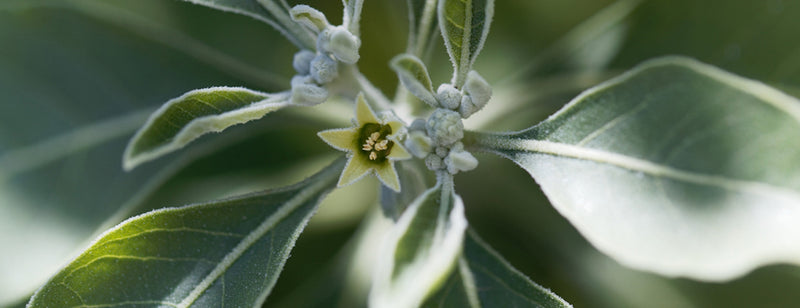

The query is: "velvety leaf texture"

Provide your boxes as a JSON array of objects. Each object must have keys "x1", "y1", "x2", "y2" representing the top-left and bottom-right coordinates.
[
  {"x1": 472, "y1": 56, "x2": 800, "y2": 281},
  {"x1": 424, "y1": 232, "x2": 572, "y2": 308},
  {"x1": 28, "y1": 159, "x2": 344, "y2": 307},
  {"x1": 123, "y1": 87, "x2": 289, "y2": 170},
  {"x1": 370, "y1": 179, "x2": 468, "y2": 308},
  {"x1": 438, "y1": 0, "x2": 494, "y2": 85},
  {"x1": 391, "y1": 54, "x2": 437, "y2": 106}
]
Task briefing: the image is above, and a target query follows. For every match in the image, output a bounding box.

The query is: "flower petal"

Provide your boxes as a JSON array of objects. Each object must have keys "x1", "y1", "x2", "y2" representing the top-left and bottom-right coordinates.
[
  {"x1": 375, "y1": 161, "x2": 401, "y2": 192},
  {"x1": 355, "y1": 93, "x2": 379, "y2": 125},
  {"x1": 318, "y1": 128, "x2": 358, "y2": 152},
  {"x1": 388, "y1": 143, "x2": 412, "y2": 160},
  {"x1": 338, "y1": 155, "x2": 372, "y2": 187},
  {"x1": 387, "y1": 120, "x2": 405, "y2": 136}
]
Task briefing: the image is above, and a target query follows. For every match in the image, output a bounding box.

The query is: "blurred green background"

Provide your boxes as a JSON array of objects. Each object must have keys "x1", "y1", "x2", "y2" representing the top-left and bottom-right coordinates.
[{"x1": 2, "y1": 0, "x2": 800, "y2": 307}]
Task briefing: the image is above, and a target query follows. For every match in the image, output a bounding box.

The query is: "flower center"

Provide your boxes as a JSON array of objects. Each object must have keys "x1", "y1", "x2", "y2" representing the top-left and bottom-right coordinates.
[{"x1": 359, "y1": 123, "x2": 393, "y2": 161}]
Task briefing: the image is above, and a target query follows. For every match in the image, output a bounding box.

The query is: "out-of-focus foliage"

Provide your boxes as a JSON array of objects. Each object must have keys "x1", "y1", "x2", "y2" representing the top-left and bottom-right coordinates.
[{"x1": 3, "y1": 0, "x2": 800, "y2": 307}]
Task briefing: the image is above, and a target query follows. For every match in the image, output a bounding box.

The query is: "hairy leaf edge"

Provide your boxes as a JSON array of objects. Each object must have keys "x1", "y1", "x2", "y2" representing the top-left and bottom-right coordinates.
[{"x1": 123, "y1": 87, "x2": 290, "y2": 171}]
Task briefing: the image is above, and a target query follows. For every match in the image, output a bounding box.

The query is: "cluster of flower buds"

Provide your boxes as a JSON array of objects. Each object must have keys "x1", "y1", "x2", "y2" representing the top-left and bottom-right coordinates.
[
  {"x1": 405, "y1": 110, "x2": 478, "y2": 175},
  {"x1": 434, "y1": 71, "x2": 492, "y2": 118},
  {"x1": 289, "y1": 5, "x2": 361, "y2": 106}
]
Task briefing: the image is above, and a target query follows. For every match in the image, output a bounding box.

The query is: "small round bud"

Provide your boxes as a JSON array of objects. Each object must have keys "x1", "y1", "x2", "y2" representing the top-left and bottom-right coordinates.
[
  {"x1": 404, "y1": 131, "x2": 433, "y2": 158},
  {"x1": 328, "y1": 26, "x2": 360, "y2": 64},
  {"x1": 435, "y1": 146, "x2": 449, "y2": 158},
  {"x1": 458, "y1": 95, "x2": 476, "y2": 118},
  {"x1": 444, "y1": 150, "x2": 478, "y2": 174},
  {"x1": 292, "y1": 50, "x2": 316, "y2": 75},
  {"x1": 291, "y1": 75, "x2": 328, "y2": 106},
  {"x1": 426, "y1": 109, "x2": 464, "y2": 146},
  {"x1": 310, "y1": 54, "x2": 338, "y2": 84},
  {"x1": 409, "y1": 118, "x2": 427, "y2": 132},
  {"x1": 450, "y1": 141, "x2": 464, "y2": 152},
  {"x1": 435, "y1": 84, "x2": 462, "y2": 110},
  {"x1": 425, "y1": 154, "x2": 443, "y2": 170},
  {"x1": 464, "y1": 71, "x2": 492, "y2": 107},
  {"x1": 316, "y1": 28, "x2": 332, "y2": 53}
]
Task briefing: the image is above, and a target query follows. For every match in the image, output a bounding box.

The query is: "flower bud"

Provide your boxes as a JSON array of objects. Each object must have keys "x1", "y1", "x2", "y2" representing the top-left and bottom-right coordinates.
[
  {"x1": 404, "y1": 131, "x2": 433, "y2": 158},
  {"x1": 291, "y1": 75, "x2": 328, "y2": 106},
  {"x1": 310, "y1": 54, "x2": 338, "y2": 84},
  {"x1": 292, "y1": 50, "x2": 316, "y2": 75},
  {"x1": 426, "y1": 109, "x2": 463, "y2": 146},
  {"x1": 435, "y1": 83, "x2": 462, "y2": 110},
  {"x1": 328, "y1": 26, "x2": 360, "y2": 64},
  {"x1": 445, "y1": 149, "x2": 478, "y2": 174},
  {"x1": 425, "y1": 154, "x2": 443, "y2": 170},
  {"x1": 290, "y1": 5, "x2": 330, "y2": 33}
]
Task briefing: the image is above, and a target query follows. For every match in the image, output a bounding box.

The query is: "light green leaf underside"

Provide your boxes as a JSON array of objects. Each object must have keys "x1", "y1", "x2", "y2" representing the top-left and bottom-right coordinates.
[
  {"x1": 406, "y1": 0, "x2": 438, "y2": 56},
  {"x1": 473, "y1": 56, "x2": 800, "y2": 281},
  {"x1": 28, "y1": 159, "x2": 344, "y2": 307},
  {"x1": 180, "y1": 0, "x2": 315, "y2": 49},
  {"x1": 438, "y1": 0, "x2": 494, "y2": 85},
  {"x1": 370, "y1": 178, "x2": 468, "y2": 308},
  {"x1": 391, "y1": 54, "x2": 437, "y2": 106},
  {"x1": 123, "y1": 87, "x2": 290, "y2": 170},
  {"x1": 424, "y1": 231, "x2": 572, "y2": 308}
]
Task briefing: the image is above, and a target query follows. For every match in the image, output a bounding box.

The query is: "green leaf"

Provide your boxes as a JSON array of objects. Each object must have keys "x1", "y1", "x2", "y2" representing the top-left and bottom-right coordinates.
[
  {"x1": 381, "y1": 160, "x2": 435, "y2": 220},
  {"x1": 370, "y1": 176, "x2": 468, "y2": 308},
  {"x1": 424, "y1": 231, "x2": 572, "y2": 308},
  {"x1": 28, "y1": 158, "x2": 344, "y2": 307},
  {"x1": 123, "y1": 87, "x2": 290, "y2": 170},
  {"x1": 181, "y1": 0, "x2": 315, "y2": 49},
  {"x1": 469, "y1": 56, "x2": 800, "y2": 281},
  {"x1": 0, "y1": 2, "x2": 299, "y2": 302},
  {"x1": 437, "y1": 0, "x2": 494, "y2": 86},
  {"x1": 406, "y1": 0, "x2": 438, "y2": 57},
  {"x1": 391, "y1": 54, "x2": 438, "y2": 107},
  {"x1": 342, "y1": 0, "x2": 364, "y2": 37}
]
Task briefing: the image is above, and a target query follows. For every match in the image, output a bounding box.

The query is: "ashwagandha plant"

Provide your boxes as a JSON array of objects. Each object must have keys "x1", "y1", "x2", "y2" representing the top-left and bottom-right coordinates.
[{"x1": 6, "y1": 0, "x2": 800, "y2": 307}]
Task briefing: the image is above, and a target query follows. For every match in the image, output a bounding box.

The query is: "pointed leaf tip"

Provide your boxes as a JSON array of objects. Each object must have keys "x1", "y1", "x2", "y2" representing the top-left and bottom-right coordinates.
[{"x1": 123, "y1": 87, "x2": 289, "y2": 171}]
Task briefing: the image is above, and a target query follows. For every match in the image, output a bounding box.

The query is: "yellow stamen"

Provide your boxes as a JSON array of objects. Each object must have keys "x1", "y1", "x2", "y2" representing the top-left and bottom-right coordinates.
[{"x1": 369, "y1": 151, "x2": 377, "y2": 160}]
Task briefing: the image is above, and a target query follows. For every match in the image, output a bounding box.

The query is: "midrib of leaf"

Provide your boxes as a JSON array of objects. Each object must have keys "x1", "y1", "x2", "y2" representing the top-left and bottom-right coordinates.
[
  {"x1": 177, "y1": 169, "x2": 334, "y2": 307},
  {"x1": 456, "y1": 259, "x2": 480, "y2": 308},
  {"x1": 0, "y1": 107, "x2": 153, "y2": 183},
  {"x1": 448, "y1": 0, "x2": 472, "y2": 85},
  {"x1": 471, "y1": 56, "x2": 800, "y2": 199},
  {"x1": 474, "y1": 136, "x2": 800, "y2": 200}
]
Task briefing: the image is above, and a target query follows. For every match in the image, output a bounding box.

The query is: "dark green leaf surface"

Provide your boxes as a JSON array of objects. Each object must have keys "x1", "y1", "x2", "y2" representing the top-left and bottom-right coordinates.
[
  {"x1": 472, "y1": 56, "x2": 800, "y2": 281},
  {"x1": 425, "y1": 231, "x2": 572, "y2": 308},
  {"x1": 123, "y1": 87, "x2": 289, "y2": 170},
  {"x1": 0, "y1": 2, "x2": 298, "y2": 302},
  {"x1": 180, "y1": 0, "x2": 315, "y2": 49},
  {"x1": 28, "y1": 159, "x2": 344, "y2": 307},
  {"x1": 438, "y1": 0, "x2": 494, "y2": 85},
  {"x1": 370, "y1": 177, "x2": 468, "y2": 308}
]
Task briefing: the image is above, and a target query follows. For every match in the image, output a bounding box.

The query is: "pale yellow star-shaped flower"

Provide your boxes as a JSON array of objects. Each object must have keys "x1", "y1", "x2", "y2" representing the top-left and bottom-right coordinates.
[{"x1": 318, "y1": 93, "x2": 411, "y2": 191}]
